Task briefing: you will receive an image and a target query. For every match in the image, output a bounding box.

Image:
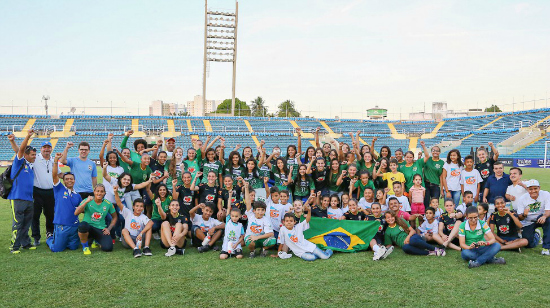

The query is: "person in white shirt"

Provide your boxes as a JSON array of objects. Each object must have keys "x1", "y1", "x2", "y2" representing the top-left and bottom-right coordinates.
[
  {"x1": 358, "y1": 187, "x2": 375, "y2": 212},
  {"x1": 190, "y1": 203, "x2": 225, "y2": 253},
  {"x1": 515, "y1": 180, "x2": 550, "y2": 255},
  {"x1": 243, "y1": 182, "x2": 276, "y2": 258},
  {"x1": 277, "y1": 203, "x2": 334, "y2": 261},
  {"x1": 220, "y1": 208, "x2": 245, "y2": 259},
  {"x1": 386, "y1": 182, "x2": 411, "y2": 212},
  {"x1": 460, "y1": 156, "x2": 483, "y2": 204},
  {"x1": 505, "y1": 167, "x2": 528, "y2": 210},
  {"x1": 113, "y1": 187, "x2": 153, "y2": 258},
  {"x1": 266, "y1": 187, "x2": 290, "y2": 237}
]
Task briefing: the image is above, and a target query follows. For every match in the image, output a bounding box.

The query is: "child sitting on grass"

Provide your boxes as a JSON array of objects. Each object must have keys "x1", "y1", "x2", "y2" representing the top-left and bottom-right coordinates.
[
  {"x1": 220, "y1": 207, "x2": 245, "y2": 259},
  {"x1": 277, "y1": 203, "x2": 334, "y2": 261},
  {"x1": 113, "y1": 187, "x2": 153, "y2": 258},
  {"x1": 190, "y1": 202, "x2": 225, "y2": 253},
  {"x1": 417, "y1": 207, "x2": 442, "y2": 245},
  {"x1": 243, "y1": 182, "x2": 276, "y2": 258}
]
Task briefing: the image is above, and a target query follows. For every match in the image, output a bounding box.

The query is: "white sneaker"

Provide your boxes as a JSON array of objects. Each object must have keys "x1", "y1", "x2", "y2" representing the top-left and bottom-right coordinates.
[
  {"x1": 165, "y1": 247, "x2": 176, "y2": 257},
  {"x1": 278, "y1": 251, "x2": 292, "y2": 259},
  {"x1": 542, "y1": 249, "x2": 550, "y2": 256},
  {"x1": 373, "y1": 246, "x2": 386, "y2": 261},
  {"x1": 536, "y1": 229, "x2": 543, "y2": 245},
  {"x1": 381, "y1": 246, "x2": 394, "y2": 259},
  {"x1": 153, "y1": 233, "x2": 160, "y2": 240}
]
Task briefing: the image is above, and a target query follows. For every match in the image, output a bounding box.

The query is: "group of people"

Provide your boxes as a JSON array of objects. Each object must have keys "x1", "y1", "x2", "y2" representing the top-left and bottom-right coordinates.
[{"x1": 6, "y1": 127, "x2": 550, "y2": 267}]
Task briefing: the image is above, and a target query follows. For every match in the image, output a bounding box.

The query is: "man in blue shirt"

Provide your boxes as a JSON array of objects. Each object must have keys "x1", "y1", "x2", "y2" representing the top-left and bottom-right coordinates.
[
  {"x1": 482, "y1": 161, "x2": 512, "y2": 216},
  {"x1": 60, "y1": 141, "x2": 97, "y2": 199},
  {"x1": 9, "y1": 129, "x2": 37, "y2": 254},
  {"x1": 47, "y1": 153, "x2": 83, "y2": 252}
]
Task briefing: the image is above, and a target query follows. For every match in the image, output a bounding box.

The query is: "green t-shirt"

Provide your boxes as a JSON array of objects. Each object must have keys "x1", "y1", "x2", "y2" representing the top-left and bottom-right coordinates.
[
  {"x1": 384, "y1": 221, "x2": 410, "y2": 247},
  {"x1": 130, "y1": 163, "x2": 152, "y2": 184},
  {"x1": 82, "y1": 199, "x2": 116, "y2": 229},
  {"x1": 285, "y1": 157, "x2": 300, "y2": 178},
  {"x1": 120, "y1": 161, "x2": 131, "y2": 173},
  {"x1": 223, "y1": 163, "x2": 246, "y2": 185},
  {"x1": 423, "y1": 157, "x2": 444, "y2": 185},
  {"x1": 120, "y1": 135, "x2": 142, "y2": 165},
  {"x1": 357, "y1": 160, "x2": 375, "y2": 175},
  {"x1": 397, "y1": 160, "x2": 406, "y2": 171},
  {"x1": 151, "y1": 196, "x2": 173, "y2": 220},
  {"x1": 244, "y1": 172, "x2": 263, "y2": 189},
  {"x1": 184, "y1": 149, "x2": 202, "y2": 178},
  {"x1": 292, "y1": 176, "x2": 315, "y2": 197},
  {"x1": 259, "y1": 164, "x2": 271, "y2": 179},
  {"x1": 201, "y1": 160, "x2": 222, "y2": 184},
  {"x1": 401, "y1": 160, "x2": 425, "y2": 192},
  {"x1": 458, "y1": 220, "x2": 491, "y2": 246},
  {"x1": 328, "y1": 171, "x2": 341, "y2": 192},
  {"x1": 271, "y1": 166, "x2": 289, "y2": 191},
  {"x1": 354, "y1": 180, "x2": 375, "y2": 198}
]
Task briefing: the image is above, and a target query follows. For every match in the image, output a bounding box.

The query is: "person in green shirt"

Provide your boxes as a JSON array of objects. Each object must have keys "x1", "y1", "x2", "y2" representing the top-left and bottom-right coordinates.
[
  {"x1": 201, "y1": 148, "x2": 223, "y2": 185},
  {"x1": 145, "y1": 183, "x2": 173, "y2": 234},
  {"x1": 423, "y1": 145, "x2": 445, "y2": 204},
  {"x1": 290, "y1": 165, "x2": 315, "y2": 202},
  {"x1": 266, "y1": 157, "x2": 293, "y2": 192},
  {"x1": 224, "y1": 151, "x2": 246, "y2": 186},
  {"x1": 395, "y1": 149, "x2": 406, "y2": 171},
  {"x1": 351, "y1": 171, "x2": 375, "y2": 199},
  {"x1": 357, "y1": 152, "x2": 376, "y2": 175},
  {"x1": 120, "y1": 130, "x2": 148, "y2": 164},
  {"x1": 184, "y1": 147, "x2": 202, "y2": 180},
  {"x1": 75, "y1": 184, "x2": 117, "y2": 254},
  {"x1": 167, "y1": 147, "x2": 186, "y2": 191},
  {"x1": 327, "y1": 159, "x2": 342, "y2": 195},
  {"x1": 401, "y1": 141, "x2": 430, "y2": 193},
  {"x1": 117, "y1": 150, "x2": 152, "y2": 185},
  {"x1": 384, "y1": 209, "x2": 445, "y2": 256},
  {"x1": 458, "y1": 206, "x2": 505, "y2": 268}
]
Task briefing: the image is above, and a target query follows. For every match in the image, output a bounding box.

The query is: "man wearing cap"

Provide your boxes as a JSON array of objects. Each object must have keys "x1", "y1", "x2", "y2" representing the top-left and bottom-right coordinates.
[
  {"x1": 8, "y1": 135, "x2": 60, "y2": 246},
  {"x1": 515, "y1": 179, "x2": 550, "y2": 255},
  {"x1": 165, "y1": 138, "x2": 176, "y2": 159}
]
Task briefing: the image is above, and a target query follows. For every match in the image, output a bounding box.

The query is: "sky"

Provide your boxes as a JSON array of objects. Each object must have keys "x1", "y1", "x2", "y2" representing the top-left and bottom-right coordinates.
[{"x1": 0, "y1": 0, "x2": 549, "y2": 119}]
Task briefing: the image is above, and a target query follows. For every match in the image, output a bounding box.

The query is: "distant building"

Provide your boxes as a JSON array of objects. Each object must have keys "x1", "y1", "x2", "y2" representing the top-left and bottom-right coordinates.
[
  {"x1": 366, "y1": 106, "x2": 388, "y2": 119},
  {"x1": 409, "y1": 102, "x2": 479, "y2": 121},
  {"x1": 187, "y1": 95, "x2": 222, "y2": 116},
  {"x1": 149, "y1": 100, "x2": 185, "y2": 116}
]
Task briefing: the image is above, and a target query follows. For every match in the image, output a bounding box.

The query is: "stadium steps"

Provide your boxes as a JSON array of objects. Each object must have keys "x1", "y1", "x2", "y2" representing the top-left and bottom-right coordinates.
[
  {"x1": 244, "y1": 120, "x2": 254, "y2": 132},
  {"x1": 203, "y1": 120, "x2": 213, "y2": 132},
  {"x1": 319, "y1": 120, "x2": 341, "y2": 138},
  {"x1": 530, "y1": 115, "x2": 550, "y2": 128},
  {"x1": 421, "y1": 121, "x2": 445, "y2": 139},
  {"x1": 131, "y1": 119, "x2": 146, "y2": 137},
  {"x1": 289, "y1": 120, "x2": 314, "y2": 138},
  {"x1": 161, "y1": 119, "x2": 180, "y2": 138},
  {"x1": 386, "y1": 123, "x2": 407, "y2": 140},
  {"x1": 251, "y1": 136, "x2": 261, "y2": 147},
  {"x1": 498, "y1": 128, "x2": 546, "y2": 155},
  {"x1": 13, "y1": 118, "x2": 36, "y2": 137},
  {"x1": 51, "y1": 118, "x2": 75, "y2": 137},
  {"x1": 460, "y1": 116, "x2": 503, "y2": 142},
  {"x1": 408, "y1": 137, "x2": 418, "y2": 151},
  {"x1": 185, "y1": 120, "x2": 199, "y2": 139}
]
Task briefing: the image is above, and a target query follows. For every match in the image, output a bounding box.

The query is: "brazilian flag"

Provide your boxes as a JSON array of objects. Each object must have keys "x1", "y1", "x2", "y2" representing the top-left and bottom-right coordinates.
[{"x1": 304, "y1": 218, "x2": 380, "y2": 252}]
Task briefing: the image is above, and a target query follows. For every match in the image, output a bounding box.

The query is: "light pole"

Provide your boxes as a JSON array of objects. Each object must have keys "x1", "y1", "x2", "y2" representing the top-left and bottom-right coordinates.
[
  {"x1": 42, "y1": 95, "x2": 50, "y2": 116},
  {"x1": 202, "y1": 0, "x2": 238, "y2": 116}
]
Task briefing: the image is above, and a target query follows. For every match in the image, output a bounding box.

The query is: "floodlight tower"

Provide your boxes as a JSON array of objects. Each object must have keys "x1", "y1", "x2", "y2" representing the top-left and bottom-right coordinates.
[
  {"x1": 42, "y1": 95, "x2": 50, "y2": 116},
  {"x1": 202, "y1": 0, "x2": 238, "y2": 116}
]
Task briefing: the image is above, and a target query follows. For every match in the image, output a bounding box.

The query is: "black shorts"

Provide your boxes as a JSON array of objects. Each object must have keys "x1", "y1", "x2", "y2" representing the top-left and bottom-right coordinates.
[{"x1": 220, "y1": 249, "x2": 243, "y2": 256}]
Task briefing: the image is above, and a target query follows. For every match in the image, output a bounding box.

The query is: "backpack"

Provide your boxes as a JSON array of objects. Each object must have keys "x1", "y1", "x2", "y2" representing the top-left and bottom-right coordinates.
[{"x1": 0, "y1": 161, "x2": 26, "y2": 199}]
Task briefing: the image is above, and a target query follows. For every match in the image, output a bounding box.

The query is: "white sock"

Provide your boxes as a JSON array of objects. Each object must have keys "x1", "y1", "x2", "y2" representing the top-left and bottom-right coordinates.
[{"x1": 373, "y1": 245, "x2": 380, "y2": 253}]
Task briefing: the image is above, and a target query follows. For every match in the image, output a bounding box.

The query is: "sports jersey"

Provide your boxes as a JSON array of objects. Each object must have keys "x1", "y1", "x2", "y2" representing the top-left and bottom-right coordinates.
[
  {"x1": 102, "y1": 165, "x2": 124, "y2": 198},
  {"x1": 310, "y1": 205, "x2": 328, "y2": 218},
  {"x1": 165, "y1": 213, "x2": 189, "y2": 233},
  {"x1": 311, "y1": 168, "x2": 328, "y2": 191},
  {"x1": 244, "y1": 209, "x2": 273, "y2": 237},
  {"x1": 66, "y1": 157, "x2": 97, "y2": 194},
  {"x1": 176, "y1": 186, "x2": 196, "y2": 217},
  {"x1": 489, "y1": 212, "x2": 520, "y2": 238},
  {"x1": 328, "y1": 171, "x2": 341, "y2": 192},
  {"x1": 327, "y1": 207, "x2": 345, "y2": 220},
  {"x1": 367, "y1": 215, "x2": 386, "y2": 237},
  {"x1": 344, "y1": 211, "x2": 367, "y2": 221},
  {"x1": 439, "y1": 212, "x2": 458, "y2": 236},
  {"x1": 201, "y1": 160, "x2": 222, "y2": 183},
  {"x1": 271, "y1": 166, "x2": 290, "y2": 191},
  {"x1": 192, "y1": 214, "x2": 222, "y2": 232},
  {"x1": 384, "y1": 221, "x2": 410, "y2": 247},
  {"x1": 418, "y1": 219, "x2": 439, "y2": 236},
  {"x1": 82, "y1": 199, "x2": 116, "y2": 229},
  {"x1": 243, "y1": 172, "x2": 263, "y2": 189},
  {"x1": 223, "y1": 163, "x2": 245, "y2": 185},
  {"x1": 258, "y1": 164, "x2": 271, "y2": 180},
  {"x1": 219, "y1": 186, "x2": 242, "y2": 209},
  {"x1": 292, "y1": 176, "x2": 315, "y2": 197},
  {"x1": 382, "y1": 172, "x2": 405, "y2": 195},
  {"x1": 120, "y1": 207, "x2": 150, "y2": 237},
  {"x1": 277, "y1": 221, "x2": 317, "y2": 258},
  {"x1": 184, "y1": 149, "x2": 202, "y2": 178},
  {"x1": 198, "y1": 183, "x2": 218, "y2": 204},
  {"x1": 129, "y1": 162, "x2": 151, "y2": 185},
  {"x1": 222, "y1": 218, "x2": 245, "y2": 252},
  {"x1": 475, "y1": 158, "x2": 495, "y2": 192},
  {"x1": 152, "y1": 196, "x2": 172, "y2": 221},
  {"x1": 458, "y1": 220, "x2": 492, "y2": 246},
  {"x1": 52, "y1": 182, "x2": 82, "y2": 226},
  {"x1": 286, "y1": 157, "x2": 300, "y2": 178}
]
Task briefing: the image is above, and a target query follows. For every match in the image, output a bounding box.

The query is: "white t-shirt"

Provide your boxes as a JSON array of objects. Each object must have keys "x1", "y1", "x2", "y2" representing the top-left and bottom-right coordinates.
[
  {"x1": 456, "y1": 203, "x2": 467, "y2": 214},
  {"x1": 102, "y1": 165, "x2": 124, "y2": 195},
  {"x1": 443, "y1": 162, "x2": 462, "y2": 191},
  {"x1": 460, "y1": 169, "x2": 483, "y2": 196},
  {"x1": 120, "y1": 207, "x2": 150, "y2": 237},
  {"x1": 419, "y1": 219, "x2": 439, "y2": 236},
  {"x1": 327, "y1": 207, "x2": 344, "y2": 220},
  {"x1": 245, "y1": 209, "x2": 274, "y2": 237},
  {"x1": 222, "y1": 218, "x2": 245, "y2": 252},
  {"x1": 434, "y1": 208, "x2": 444, "y2": 220},
  {"x1": 267, "y1": 200, "x2": 287, "y2": 232},
  {"x1": 277, "y1": 220, "x2": 317, "y2": 258},
  {"x1": 105, "y1": 178, "x2": 136, "y2": 209},
  {"x1": 192, "y1": 214, "x2": 222, "y2": 232},
  {"x1": 506, "y1": 182, "x2": 528, "y2": 210},
  {"x1": 515, "y1": 190, "x2": 550, "y2": 227},
  {"x1": 386, "y1": 195, "x2": 411, "y2": 212},
  {"x1": 358, "y1": 198, "x2": 374, "y2": 210}
]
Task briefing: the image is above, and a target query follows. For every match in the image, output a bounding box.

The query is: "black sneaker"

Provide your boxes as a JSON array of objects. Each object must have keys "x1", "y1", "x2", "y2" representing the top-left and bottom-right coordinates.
[
  {"x1": 468, "y1": 260, "x2": 481, "y2": 269},
  {"x1": 46, "y1": 232, "x2": 53, "y2": 239},
  {"x1": 33, "y1": 238, "x2": 40, "y2": 247},
  {"x1": 212, "y1": 245, "x2": 220, "y2": 251},
  {"x1": 249, "y1": 251, "x2": 256, "y2": 258},
  {"x1": 176, "y1": 248, "x2": 185, "y2": 255},
  {"x1": 22, "y1": 244, "x2": 37, "y2": 250},
  {"x1": 260, "y1": 249, "x2": 269, "y2": 257},
  {"x1": 198, "y1": 245, "x2": 210, "y2": 253},
  {"x1": 133, "y1": 248, "x2": 142, "y2": 258},
  {"x1": 142, "y1": 247, "x2": 152, "y2": 256},
  {"x1": 491, "y1": 257, "x2": 506, "y2": 265},
  {"x1": 10, "y1": 249, "x2": 20, "y2": 254}
]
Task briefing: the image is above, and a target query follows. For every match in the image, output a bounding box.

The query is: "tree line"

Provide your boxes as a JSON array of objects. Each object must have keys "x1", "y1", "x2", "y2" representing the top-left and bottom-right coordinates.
[{"x1": 215, "y1": 97, "x2": 302, "y2": 117}]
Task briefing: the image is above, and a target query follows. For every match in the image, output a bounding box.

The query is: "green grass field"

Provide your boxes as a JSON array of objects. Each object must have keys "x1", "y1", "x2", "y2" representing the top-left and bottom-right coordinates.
[{"x1": 1, "y1": 167, "x2": 550, "y2": 307}]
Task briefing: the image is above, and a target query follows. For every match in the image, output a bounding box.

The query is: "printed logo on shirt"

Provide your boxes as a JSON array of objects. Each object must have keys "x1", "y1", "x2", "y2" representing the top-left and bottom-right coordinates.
[
  {"x1": 450, "y1": 168, "x2": 460, "y2": 177},
  {"x1": 206, "y1": 194, "x2": 215, "y2": 202},
  {"x1": 316, "y1": 177, "x2": 325, "y2": 182},
  {"x1": 435, "y1": 164, "x2": 441, "y2": 169},
  {"x1": 528, "y1": 202, "x2": 541, "y2": 213},
  {"x1": 498, "y1": 225, "x2": 510, "y2": 234},
  {"x1": 481, "y1": 169, "x2": 489, "y2": 177},
  {"x1": 130, "y1": 219, "x2": 141, "y2": 230},
  {"x1": 228, "y1": 230, "x2": 237, "y2": 241},
  {"x1": 465, "y1": 176, "x2": 476, "y2": 185},
  {"x1": 475, "y1": 229, "x2": 483, "y2": 236},
  {"x1": 188, "y1": 167, "x2": 195, "y2": 173},
  {"x1": 88, "y1": 165, "x2": 92, "y2": 171},
  {"x1": 289, "y1": 234, "x2": 299, "y2": 243},
  {"x1": 183, "y1": 196, "x2": 192, "y2": 203},
  {"x1": 447, "y1": 224, "x2": 455, "y2": 231},
  {"x1": 199, "y1": 223, "x2": 209, "y2": 232},
  {"x1": 412, "y1": 167, "x2": 418, "y2": 172},
  {"x1": 270, "y1": 207, "x2": 279, "y2": 218},
  {"x1": 378, "y1": 224, "x2": 383, "y2": 232},
  {"x1": 92, "y1": 212, "x2": 102, "y2": 221},
  {"x1": 250, "y1": 222, "x2": 264, "y2": 234}
]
